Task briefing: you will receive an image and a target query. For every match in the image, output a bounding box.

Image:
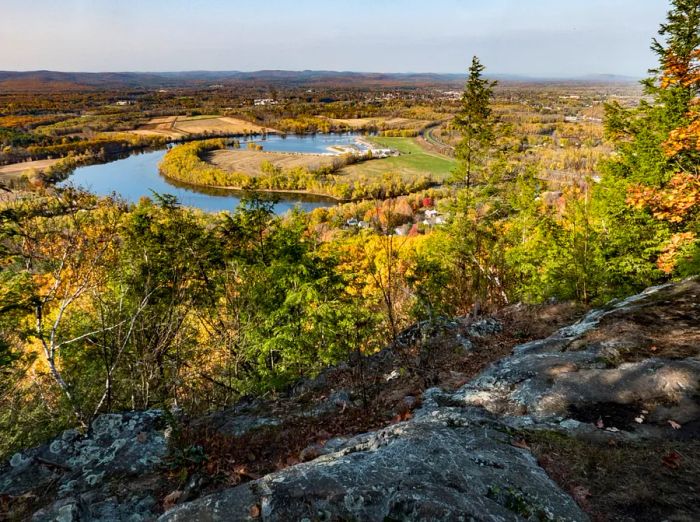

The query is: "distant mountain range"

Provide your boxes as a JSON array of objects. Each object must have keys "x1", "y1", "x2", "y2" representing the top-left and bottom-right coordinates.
[{"x1": 0, "y1": 70, "x2": 641, "y2": 91}]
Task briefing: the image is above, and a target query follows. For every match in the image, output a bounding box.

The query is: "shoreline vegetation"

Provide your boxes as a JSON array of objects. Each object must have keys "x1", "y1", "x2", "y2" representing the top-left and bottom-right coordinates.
[
  {"x1": 1, "y1": 130, "x2": 448, "y2": 202},
  {"x1": 0, "y1": 131, "x2": 248, "y2": 186},
  {"x1": 164, "y1": 176, "x2": 345, "y2": 202},
  {"x1": 158, "y1": 138, "x2": 440, "y2": 201}
]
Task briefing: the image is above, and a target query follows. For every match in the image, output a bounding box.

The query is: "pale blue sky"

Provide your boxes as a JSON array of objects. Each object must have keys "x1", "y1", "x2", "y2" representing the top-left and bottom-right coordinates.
[{"x1": 0, "y1": 0, "x2": 669, "y2": 76}]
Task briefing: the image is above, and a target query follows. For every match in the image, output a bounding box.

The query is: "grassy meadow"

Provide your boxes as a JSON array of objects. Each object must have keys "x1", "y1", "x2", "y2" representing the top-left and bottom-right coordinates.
[{"x1": 340, "y1": 137, "x2": 456, "y2": 182}]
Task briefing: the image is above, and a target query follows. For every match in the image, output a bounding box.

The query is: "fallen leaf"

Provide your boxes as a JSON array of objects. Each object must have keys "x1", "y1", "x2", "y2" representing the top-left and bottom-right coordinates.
[
  {"x1": 285, "y1": 455, "x2": 300, "y2": 466},
  {"x1": 668, "y1": 420, "x2": 682, "y2": 430},
  {"x1": 511, "y1": 437, "x2": 530, "y2": 450},
  {"x1": 662, "y1": 451, "x2": 682, "y2": 469},
  {"x1": 571, "y1": 485, "x2": 592, "y2": 504},
  {"x1": 233, "y1": 464, "x2": 261, "y2": 480},
  {"x1": 390, "y1": 411, "x2": 413, "y2": 424},
  {"x1": 250, "y1": 505, "x2": 261, "y2": 518},
  {"x1": 634, "y1": 416, "x2": 644, "y2": 424},
  {"x1": 163, "y1": 490, "x2": 183, "y2": 511},
  {"x1": 595, "y1": 418, "x2": 604, "y2": 429}
]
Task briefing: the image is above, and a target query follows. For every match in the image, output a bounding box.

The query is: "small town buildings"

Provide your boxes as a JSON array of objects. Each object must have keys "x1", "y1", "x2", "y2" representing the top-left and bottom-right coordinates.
[
  {"x1": 422, "y1": 209, "x2": 447, "y2": 226},
  {"x1": 254, "y1": 98, "x2": 278, "y2": 106}
]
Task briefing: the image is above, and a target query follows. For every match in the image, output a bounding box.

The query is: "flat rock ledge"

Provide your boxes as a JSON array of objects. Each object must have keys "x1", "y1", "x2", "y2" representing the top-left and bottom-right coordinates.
[{"x1": 455, "y1": 278, "x2": 700, "y2": 437}]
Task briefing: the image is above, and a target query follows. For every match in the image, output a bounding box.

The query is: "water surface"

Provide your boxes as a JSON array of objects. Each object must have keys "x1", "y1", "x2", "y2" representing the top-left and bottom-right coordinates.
[{"x1": 239, "y1": 133, "x2": 368, "y2": 154}]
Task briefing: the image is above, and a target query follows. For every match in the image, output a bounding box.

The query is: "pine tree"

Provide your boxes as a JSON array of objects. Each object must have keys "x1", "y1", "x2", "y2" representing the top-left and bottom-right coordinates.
[{"x1": 453, "y1": 56, "x2": 497, "y2": 188}]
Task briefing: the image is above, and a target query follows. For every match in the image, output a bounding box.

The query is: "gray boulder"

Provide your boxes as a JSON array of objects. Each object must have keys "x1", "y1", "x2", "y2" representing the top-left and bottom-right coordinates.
[{"x1": 0, "y1": 410, "x2": 168, "y2": 521}]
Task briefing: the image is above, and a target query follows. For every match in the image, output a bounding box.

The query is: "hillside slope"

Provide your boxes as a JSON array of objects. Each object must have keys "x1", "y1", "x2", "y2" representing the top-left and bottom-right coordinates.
[{"x1": 2, "y1": 279, "x2": 698, "y2": 521}]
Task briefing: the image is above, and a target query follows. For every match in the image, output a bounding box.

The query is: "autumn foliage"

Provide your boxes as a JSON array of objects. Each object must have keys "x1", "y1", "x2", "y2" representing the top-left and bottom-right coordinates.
[
  {"x1": 623, "y1": 1, "x2": 700, "y2": 273},
  {"x1": 627, "y1": 172, "x2": 700, "y2": 225}
]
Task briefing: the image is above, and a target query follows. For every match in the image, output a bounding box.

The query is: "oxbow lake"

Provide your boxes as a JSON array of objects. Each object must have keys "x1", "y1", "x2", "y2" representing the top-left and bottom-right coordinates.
[{"x1": 60, "y1": 134, "x2": 369, "y2": 214}]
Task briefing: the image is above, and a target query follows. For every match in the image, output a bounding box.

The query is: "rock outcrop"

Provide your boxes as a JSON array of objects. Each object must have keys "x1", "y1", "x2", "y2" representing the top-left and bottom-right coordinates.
[
  {"x1": 456, "y1": 278, "x2": 700, "y2": 437},
  {"x1": 0, "y1": 411, "x2": 168, "y2": 521},
  {"x1": 160, "y1": 403, "x2": 586, "y2": 522}
]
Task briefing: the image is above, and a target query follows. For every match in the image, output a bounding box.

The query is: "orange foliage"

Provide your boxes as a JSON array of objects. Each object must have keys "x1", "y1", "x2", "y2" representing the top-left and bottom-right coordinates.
[
  {"x1": 661, "y1": 49, "x2": 700, "y2": 89},
  {"x1": 663, "y1": 104, "x2": 700, "y2": 157},
  {"x1": 660, "y1": 45, "x2": 700, "y2": 156},
  {"x1": 644, "y1": 46, "x2": 700, "y2": 273},
  {"x1": 657, "y1": 232, "x2": 697, "y2": 274},
  {"x1": 627, "y1": 172, "x2": 700, "y2": 224}
]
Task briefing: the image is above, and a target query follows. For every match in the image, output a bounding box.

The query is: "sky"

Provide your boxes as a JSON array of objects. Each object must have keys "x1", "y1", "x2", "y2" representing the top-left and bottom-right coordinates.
[{"x1": 0, "y1": 0, "x2": 670, "y2": 77}]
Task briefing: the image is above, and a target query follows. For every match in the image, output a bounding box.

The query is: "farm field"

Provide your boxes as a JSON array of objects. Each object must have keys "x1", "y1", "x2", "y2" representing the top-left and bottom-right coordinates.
[
  {"x1": 207, "y1": 149, "x2": 335, "y2": 176},
  {"x1": 325, "y1": 117, "x2": 431, "y2": 130},
  {"x1": 132, "y1": 115, "x2": 274, "y2": 138},
  {"x1": 205, "y1": 136, "x2": 455, "y2": 185},
  {"x1": 341, "y1": 137, "x2": 455, "y2": 181}
]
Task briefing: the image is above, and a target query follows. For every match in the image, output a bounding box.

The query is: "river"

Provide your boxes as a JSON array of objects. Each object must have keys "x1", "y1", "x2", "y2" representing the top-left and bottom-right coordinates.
[{"x1": 59, "y1": 133, "x2": 367, "y2": 213}]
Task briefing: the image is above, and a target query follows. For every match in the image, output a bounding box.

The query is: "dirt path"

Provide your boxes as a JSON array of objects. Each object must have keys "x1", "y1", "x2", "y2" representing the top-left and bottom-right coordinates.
[{"x1": 419, "y1": 122, "x2": 455, "y2": 157}]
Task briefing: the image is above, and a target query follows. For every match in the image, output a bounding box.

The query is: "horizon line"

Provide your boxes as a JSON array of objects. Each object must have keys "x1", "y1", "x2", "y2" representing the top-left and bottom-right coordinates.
[{"x1": 0, "y1": 69, "x2": 644, "y2": 81}]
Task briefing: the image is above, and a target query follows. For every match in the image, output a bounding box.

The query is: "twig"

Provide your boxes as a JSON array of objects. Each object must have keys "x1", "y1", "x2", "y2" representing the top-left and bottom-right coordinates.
[{"x1": 33, "y1": 456, "x2": 72, "y2": 472}]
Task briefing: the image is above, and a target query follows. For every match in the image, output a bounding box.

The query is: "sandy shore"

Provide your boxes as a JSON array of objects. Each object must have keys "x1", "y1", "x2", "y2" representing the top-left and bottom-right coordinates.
[{"x1": 0, "y1": 158, "x2": 60, "y2": 178}]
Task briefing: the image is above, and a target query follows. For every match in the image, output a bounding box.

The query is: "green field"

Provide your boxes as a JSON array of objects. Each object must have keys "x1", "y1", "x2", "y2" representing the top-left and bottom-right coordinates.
[{"x1": 339, "y1": 137, "x2": 456, "y2": 182}]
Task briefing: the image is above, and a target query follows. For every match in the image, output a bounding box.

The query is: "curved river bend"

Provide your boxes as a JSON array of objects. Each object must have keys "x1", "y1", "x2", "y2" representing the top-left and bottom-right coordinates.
[{"x1": 60, "y1": 134, "x2": 367, "y2": 214}]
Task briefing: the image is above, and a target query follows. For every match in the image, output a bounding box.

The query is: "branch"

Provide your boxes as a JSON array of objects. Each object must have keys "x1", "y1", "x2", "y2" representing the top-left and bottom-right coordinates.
[
  {"x1": 56, "y1": 318, "x2": 129, "y2": 350},
  {"x1": 90, "y1": 289, "x2": 155, "y2": 420}
]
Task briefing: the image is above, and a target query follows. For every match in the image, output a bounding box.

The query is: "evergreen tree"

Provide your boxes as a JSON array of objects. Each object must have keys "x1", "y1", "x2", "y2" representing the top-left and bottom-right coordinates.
[{"x1": 453, "y1": 56, "x2": 498, "y2": 188}]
